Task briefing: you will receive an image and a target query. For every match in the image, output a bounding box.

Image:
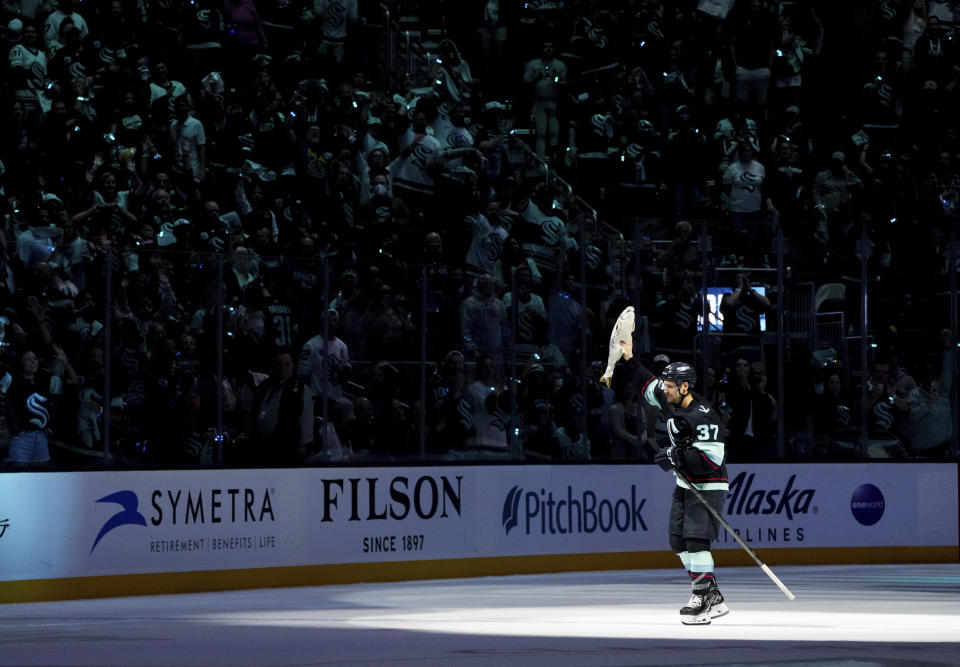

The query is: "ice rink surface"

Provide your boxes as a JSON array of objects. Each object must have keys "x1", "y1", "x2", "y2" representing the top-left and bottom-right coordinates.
[{"x1": 1, "y1": 563, "x2": 958, "y2": 666}]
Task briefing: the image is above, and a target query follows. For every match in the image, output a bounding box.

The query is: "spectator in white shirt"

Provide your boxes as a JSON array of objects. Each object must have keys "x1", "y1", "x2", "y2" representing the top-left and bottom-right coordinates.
[
  {"x1": 722, "y1": 141, "x2": 766, "y2": 246},
  {"x1": 169, "y1": 94, "x2": 206, "y2": 189}
]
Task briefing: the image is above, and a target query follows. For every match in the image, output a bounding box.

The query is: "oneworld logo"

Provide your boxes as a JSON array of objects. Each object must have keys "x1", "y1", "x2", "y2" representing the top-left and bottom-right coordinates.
[
  {"x1": 850, "y1": 484, "x2": 885, "y2": 526},
  {"x1": 91, "y1": 490, "x2": 147, "y2": 553},
  {"x1": 501, "y1": 485, "x2": 647, "y2": 536}
]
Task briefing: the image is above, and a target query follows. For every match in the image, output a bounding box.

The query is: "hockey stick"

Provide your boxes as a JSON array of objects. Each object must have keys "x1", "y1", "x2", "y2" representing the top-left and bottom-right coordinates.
[{"x1": 677, "y1": 470, "x2": 796, "y2": 600}]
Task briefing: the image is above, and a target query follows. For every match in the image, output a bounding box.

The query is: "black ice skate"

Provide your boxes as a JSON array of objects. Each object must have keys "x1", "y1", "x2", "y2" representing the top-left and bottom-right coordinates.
[
  {"x1": 708, "y1": 583, "x2": 729, "y2": 620},
  {"x1": 679, "y1": 586, "x2": 725, "y2": 625}
]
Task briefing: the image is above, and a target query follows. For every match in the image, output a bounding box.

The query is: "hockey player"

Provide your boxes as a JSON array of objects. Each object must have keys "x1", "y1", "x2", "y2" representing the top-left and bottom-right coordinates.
[{"x1": 615, "y1": 336, "x2": 730, "y2": 625}]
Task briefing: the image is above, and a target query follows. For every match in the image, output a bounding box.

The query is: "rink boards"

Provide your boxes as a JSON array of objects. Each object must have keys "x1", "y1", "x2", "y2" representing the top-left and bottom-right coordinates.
[{"x1": 0, "y1": 463, "x2": 957, "y2": 602}]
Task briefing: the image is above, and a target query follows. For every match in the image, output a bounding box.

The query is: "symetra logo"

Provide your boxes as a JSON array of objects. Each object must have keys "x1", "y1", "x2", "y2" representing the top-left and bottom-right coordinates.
[
  {"x1": 91, "y1": 487, "x2": 276, "y2": 553},
  {"x1": 501, "y1": 484, "x2": 647, "y2": 536},
  {"x1": 91, "y1": 490, "x2": 147, "y2": 553},
  {"x1": 726, "y1": 472, "x2": 816, "y2": 520},
  {"x1": 850, "y1": 484, "x2": 885, "y2": 526}
]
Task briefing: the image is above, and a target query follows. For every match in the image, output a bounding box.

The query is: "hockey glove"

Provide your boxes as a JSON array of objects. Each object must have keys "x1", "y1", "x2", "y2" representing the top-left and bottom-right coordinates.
[{"x1": 654, "y1": 444, "x2": 681, "y2": 472}]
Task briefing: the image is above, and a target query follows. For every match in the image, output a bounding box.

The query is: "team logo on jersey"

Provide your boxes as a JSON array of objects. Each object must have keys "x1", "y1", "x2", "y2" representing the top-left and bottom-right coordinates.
[
  {"x1": 324, "y1": 1, "x2": 348, "y2": 31},
  {"x1": 483, "y1": 231, "x2": 504, "y2": 262},
  {"x1": 374, "y1": 204, "x2": 391, "y2": 222},
  {"x1": 26, "y1": 393, "x2": 50, "y2": 429},
  {"x1": 457, "y1": 394, "x2": 474, "y2": 430},
  {"x1": 646, "y1": 18, "x2": 663, "y2": 41},
  {"x1": 584, "y1": 244, "x2": 602, "y2": 271},
  {"x1": 516, "y1": 309, "x2": 539, "y2": 342},
  {"x1": 735, "y1": 304, "x2": 757, "y2": 332},
  {"x1": 836, "y1": 404, "x2": 852, "y2": 427},
  {"x1": 29, "y1": 61, "x2": 46, "y2": 89},
  {"x1": 877, "y1": 81, "x2": 894, "y2": 108},
  {"x1": 69, "y1": 61, "x2": 88, "y2": 81},
  {"x1": 120, "y1": 347, "x2": 140, "y2": 376},
  {"x1": 446, "y1": 130, "x2": 471, "y2": 149},
  {"x1": 540, "y1": 217, "x2": 564, "y2": 246},
  {"x1": 666, "y1": 417, "x2": 688, "y2": 446},
  {"x1": 98, "y1": 47, "x2": 117, "y2": 66},
  {"x1": 489, "y1": 406, "x2": 507, "y2": 434},
  {"x1": 674, "y1": 303, "x2": 695, "y2": 331},
  {"x1": 197, "y1": 9, "x2": 214, "y2": 30},
  {"x1": 738, "y1": 171, "x2": 760, "y2": 192},
  {"x1": 871, "y1": 401, "x2": 895, "y2": 431},
  {"x1": 409, "y1": 141, "x2": 435, "y2": 171}
]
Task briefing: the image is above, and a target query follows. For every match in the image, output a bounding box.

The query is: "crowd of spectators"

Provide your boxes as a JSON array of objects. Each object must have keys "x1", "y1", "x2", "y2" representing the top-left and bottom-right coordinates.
[{"x1": 0, "y1": 0, "x2": 957, "y2": 470}]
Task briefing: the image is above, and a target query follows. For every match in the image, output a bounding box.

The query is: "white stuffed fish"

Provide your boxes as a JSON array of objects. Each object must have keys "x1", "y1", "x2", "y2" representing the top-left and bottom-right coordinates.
[{"x1": 599, "y1": 306, "x2": 634, "y2": 387}]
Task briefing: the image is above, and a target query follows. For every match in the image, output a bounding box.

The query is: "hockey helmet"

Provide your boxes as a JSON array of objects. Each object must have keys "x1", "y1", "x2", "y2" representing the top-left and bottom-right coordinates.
[{"x1": 661, "y1": 361, "x2": 696, "y2": 389}]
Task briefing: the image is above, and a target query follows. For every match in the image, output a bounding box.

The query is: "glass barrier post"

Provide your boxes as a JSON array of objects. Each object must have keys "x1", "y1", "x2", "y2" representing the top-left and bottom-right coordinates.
[
  {"x1": 102, "y1": 245, "x2": 113, "y2": 463},
  {"x1": 951, "y1": 227, "x2": 958, "y2": 459},
  {"x1": 508, "y1": 292, "x2": 519, "y2": 458},
  {"x1": 858, "y1": 222, "x2": 869, "y2": 458},
  {"x1": 508, "y1": 267, "x2": 519, "y2": 458},
  {"x1": 419, "y1": 264, "x2": 427, "y2": 460},
  {"x1": 382, "y1": 4, "x2": 393, "y2": 87},
  {"x1": 578, "y1": 213, "x2": 589, "y2": 451},
  {"x1": 775, "y1": 221, "x2": 786, "y2": 459},
  {"x1": 699, "y1": 224, "x2": 712, "y2": 381},
  {"x1": 321, "y1": 259, "x2": 330, "y2": 454},
  {"x1": 508, "y1": 269, "x2": 517, "y2": 386},
  {"x1": 215, "y1": 254, "x2": 225, "y2": 465}
]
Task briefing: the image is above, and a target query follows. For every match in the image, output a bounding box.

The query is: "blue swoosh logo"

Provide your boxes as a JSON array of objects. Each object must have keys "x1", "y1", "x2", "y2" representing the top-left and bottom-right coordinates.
[{"x1": 91, "y1": 490, "x2": 147, "y2": 554}]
